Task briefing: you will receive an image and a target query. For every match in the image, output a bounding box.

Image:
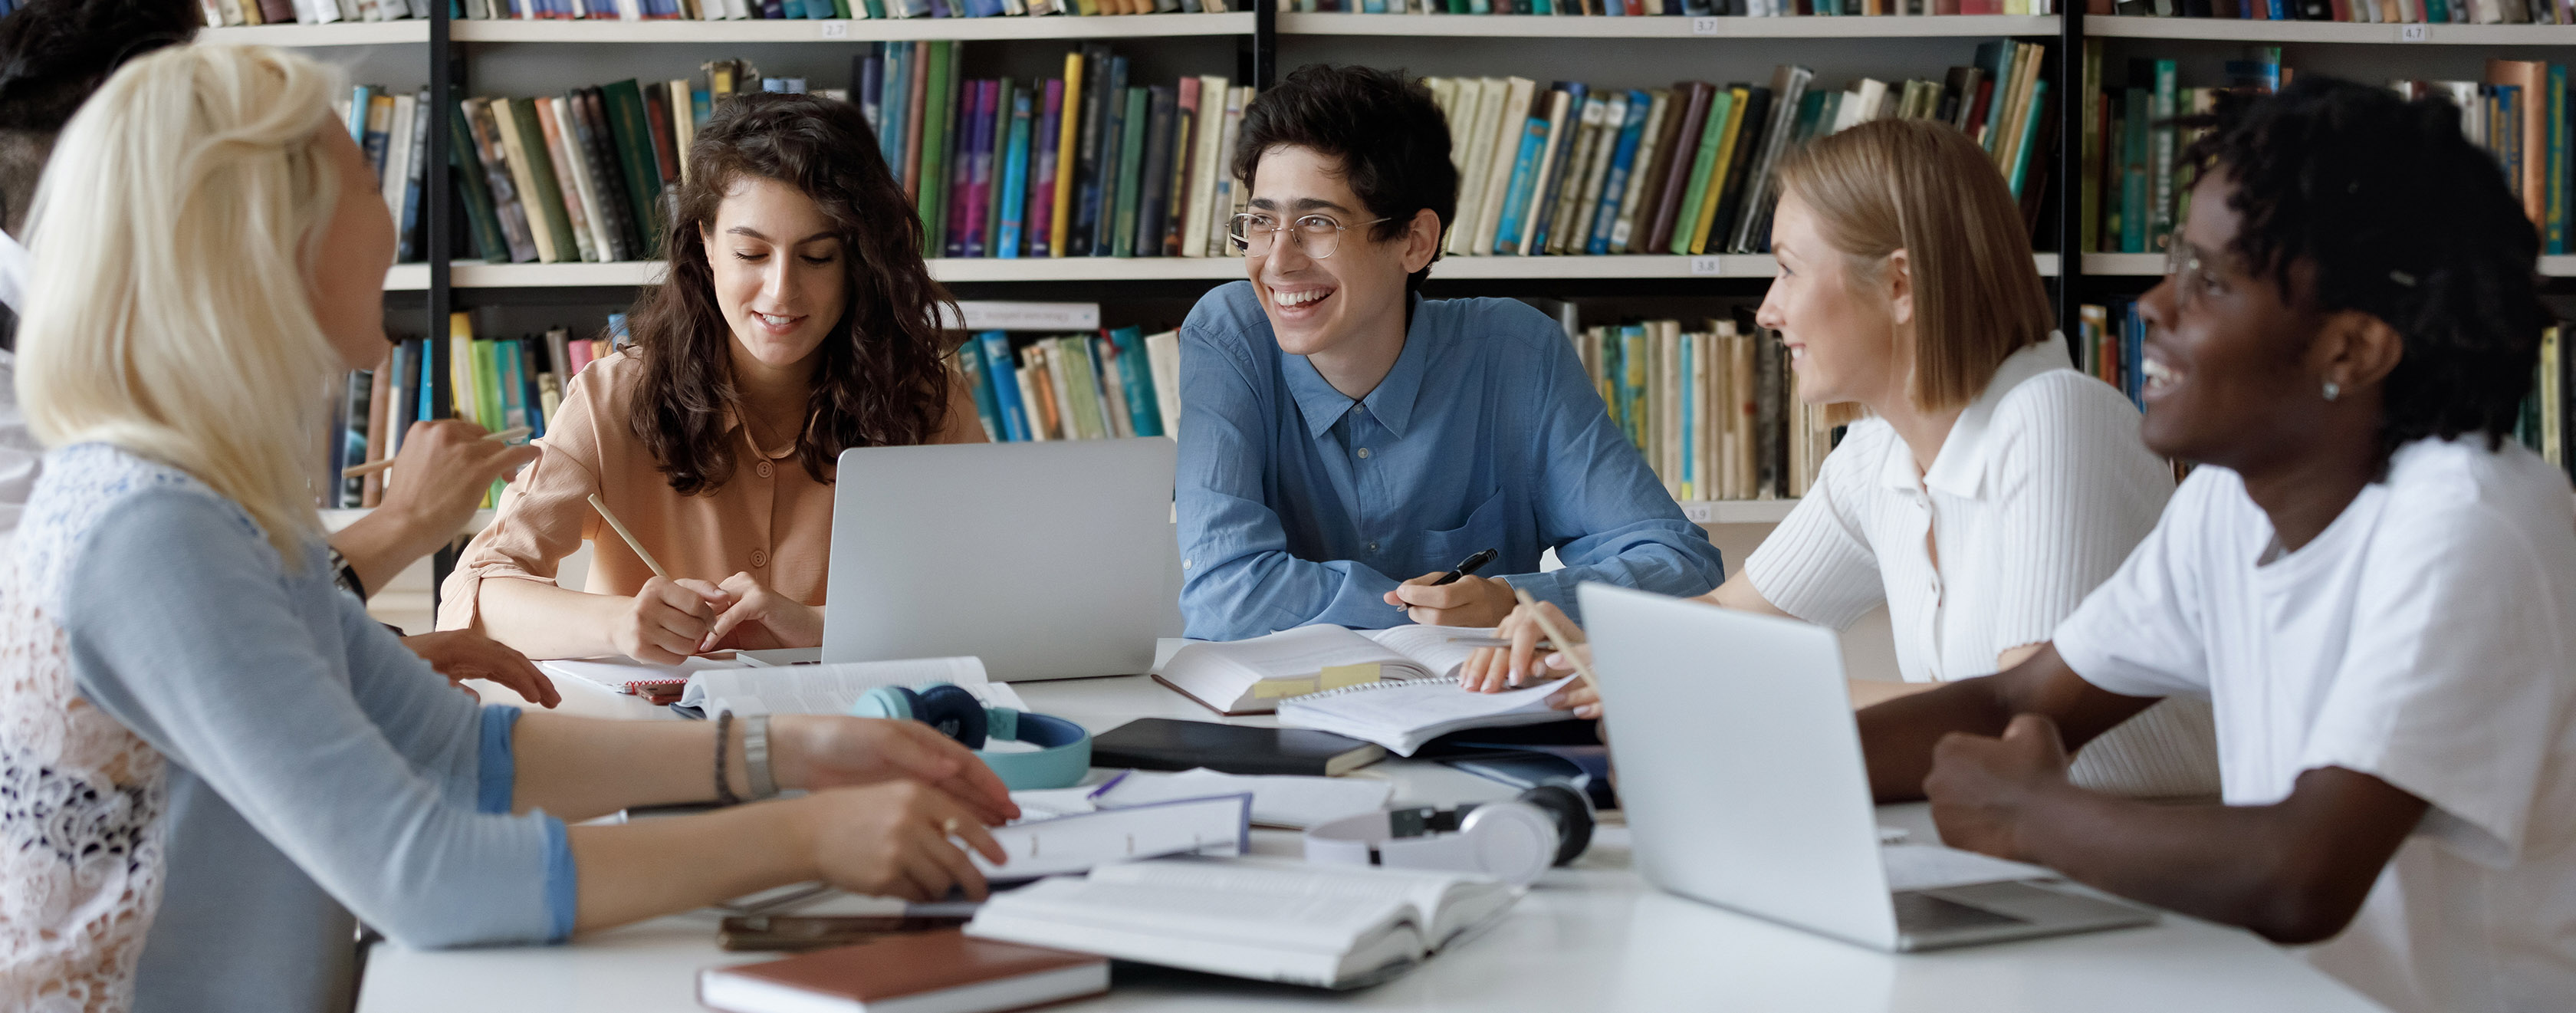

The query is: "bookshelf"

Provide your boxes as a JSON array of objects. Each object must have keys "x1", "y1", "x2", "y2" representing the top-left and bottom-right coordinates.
[
  {"x1": 2087, "y1": 253, "x2": 2576, "y2": 278},
  {"x1": 435, "y1": 254, "x2": 2060, "y2": 288},
  {"x1": 200, "y1": 21, "x2": 432, "y2": 47},
  {"x1": 449, "y1": 12, "x2": 1254, "y2": 42},
  {"x1": 2085, "y1": 15, "x2": 2576, "y2": 44}
]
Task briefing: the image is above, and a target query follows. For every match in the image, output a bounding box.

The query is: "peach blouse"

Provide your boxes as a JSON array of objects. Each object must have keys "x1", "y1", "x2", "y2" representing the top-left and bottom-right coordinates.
[{"x1": 436, "y1": 349, "x2": 981, "y2": 636}]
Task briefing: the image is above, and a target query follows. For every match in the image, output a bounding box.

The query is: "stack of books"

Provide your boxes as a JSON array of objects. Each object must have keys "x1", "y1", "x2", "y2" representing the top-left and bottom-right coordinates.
[
  {"x1": 858, "y1": 41, "x2": 1254, "y2": 260},
  {"x1": 324, "y1": 314, "x2": 622, "y2": 508},
  {"x1": 954, "y1": 327, "x2": 1183, "y2": 443},
  {"x1": 202, "y1": 0, "x2": 424, "y2": 24},
  {"x1": 452, "y1": 71, "x2": 724, "y2": 265},
  {"x1": 1578, "y1": 317, "x2": 1835, "y2": 502},
  {"x1": 337, "y1": 85, "x2": 432, "y2": 264},
  {"x1": 2082, "y1": 49, "x2": 2572, "y2": 256},
  {"x1": 455, "y1": 0, "x2": 1238, "y2": 20},
  {"x1": 1423, "y1": 42, "x2": 2055, "y2": 260},
  {"x1": 2088, "y1": 0, "x2": 2567, "y2": 23}
]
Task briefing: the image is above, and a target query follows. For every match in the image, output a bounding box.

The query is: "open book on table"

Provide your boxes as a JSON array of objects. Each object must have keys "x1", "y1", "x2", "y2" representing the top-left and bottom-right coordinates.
[
  {"x1": 963, "y1": 855, "x2": 1519, "y2": 989},
  {"x1": 1276, "y1": 675, "x2": 1576, "y2": 757},
  {"x1": 1154, "y1": 623, "x2": 1497, "y2": 715}
]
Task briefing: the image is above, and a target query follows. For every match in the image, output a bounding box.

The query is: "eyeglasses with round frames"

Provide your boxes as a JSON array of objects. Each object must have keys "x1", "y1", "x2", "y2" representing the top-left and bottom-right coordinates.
[{"x1": 1227, "y1": 212, "x2": 1392, "y2": 259}]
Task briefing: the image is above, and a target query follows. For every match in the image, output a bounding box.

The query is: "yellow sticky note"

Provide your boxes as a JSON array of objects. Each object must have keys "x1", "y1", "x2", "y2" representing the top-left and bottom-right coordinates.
[
  {"x1": 1252, "y1": 677, "x2": 1320, "y2": 699},
  {"x1": 1319, "y1": 663, "x2": 1382, "y2": 690}
]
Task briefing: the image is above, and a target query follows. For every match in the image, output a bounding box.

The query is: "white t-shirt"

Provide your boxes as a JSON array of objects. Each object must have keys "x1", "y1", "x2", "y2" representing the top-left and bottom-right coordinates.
[
  {"x1": 2056, "y1": 437, "x2": 2576, "y2": 1013},
  {"x1": 0, "y1": 228, "x2": 41, "y2": 543},
  {"x1": 1746, "y1": 334, "x2": 2220, "y2": 797}
]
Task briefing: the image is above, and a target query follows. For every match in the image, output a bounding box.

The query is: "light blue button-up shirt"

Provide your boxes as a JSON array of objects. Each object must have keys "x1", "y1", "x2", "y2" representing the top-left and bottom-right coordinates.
[{"x1": 1177, "y1": 281, "x2": 1726, "y2": 640}]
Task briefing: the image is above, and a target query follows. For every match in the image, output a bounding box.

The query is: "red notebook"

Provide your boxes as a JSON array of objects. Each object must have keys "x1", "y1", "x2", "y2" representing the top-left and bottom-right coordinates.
[{"x1": 698, "y1": 929, "x2": 1107, "y2": 1013}]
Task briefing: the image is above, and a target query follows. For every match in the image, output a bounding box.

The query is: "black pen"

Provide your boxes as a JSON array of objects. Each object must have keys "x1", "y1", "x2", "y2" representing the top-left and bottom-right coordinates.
[{"x1": 1431, "y1": 548, "x2": 1498, "y2": 586}]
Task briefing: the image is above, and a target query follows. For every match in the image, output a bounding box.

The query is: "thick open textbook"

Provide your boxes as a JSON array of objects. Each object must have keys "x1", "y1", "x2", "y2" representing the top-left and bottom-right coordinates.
[
  {"x1": 963, "y1": 856, "x2": 1519, "y2": 989},
  {"x1": 1155, "y1": 624, "x2": 1496, "y2": 715}
]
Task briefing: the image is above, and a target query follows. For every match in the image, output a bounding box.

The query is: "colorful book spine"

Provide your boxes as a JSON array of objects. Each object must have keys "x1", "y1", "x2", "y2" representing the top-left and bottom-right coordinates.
[{"x1": 997, "y1": 87, "x2": 1034, "y2": 259}]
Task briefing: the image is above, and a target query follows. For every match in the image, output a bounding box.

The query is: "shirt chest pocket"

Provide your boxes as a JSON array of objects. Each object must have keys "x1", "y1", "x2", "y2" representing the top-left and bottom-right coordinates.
[{"x1": 1417, "y1": 488, "x2": 1509, "y2": 571}]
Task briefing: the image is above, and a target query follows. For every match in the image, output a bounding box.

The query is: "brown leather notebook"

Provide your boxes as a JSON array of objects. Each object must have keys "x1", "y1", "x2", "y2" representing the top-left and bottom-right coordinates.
[{"x1": 698, "y1": 929, "x2": 1107, "y2": 1013}]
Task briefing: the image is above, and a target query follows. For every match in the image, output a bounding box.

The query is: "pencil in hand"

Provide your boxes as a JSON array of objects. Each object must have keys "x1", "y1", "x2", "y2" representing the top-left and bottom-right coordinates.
[
  {"x1": 1511, "y1": 588, "x2": 1599, "y2": 692},
  {"x1": 340, "y1": 426, "x2": 534, "y2": 479},
  {"x1": 587, "y1": 493, "x2": 670, "y2": 581}
]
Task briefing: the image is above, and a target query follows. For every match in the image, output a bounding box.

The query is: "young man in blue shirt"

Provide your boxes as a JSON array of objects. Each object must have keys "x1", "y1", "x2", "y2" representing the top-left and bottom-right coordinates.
[{"x1": 1176, "y1": 64, "x2": 1725, "y2": 641}]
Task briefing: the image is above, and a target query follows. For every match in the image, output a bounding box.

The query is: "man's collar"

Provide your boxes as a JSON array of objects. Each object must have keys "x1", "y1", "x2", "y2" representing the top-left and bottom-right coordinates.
[
  {"x1": 1883, "y1": 332, "x2": 2074, "y2": 499},
  {"x1": 1285, "y1": 293, "x2": 1431, "y2": 441}
]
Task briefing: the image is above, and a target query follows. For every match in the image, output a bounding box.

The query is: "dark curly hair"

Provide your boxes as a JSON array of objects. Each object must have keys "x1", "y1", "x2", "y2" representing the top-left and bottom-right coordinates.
[
  {"x1": 1234, "y1": 64, "x2": 1456, "y2": 297},
  {"x1": 2179, "y1": 76, "x2": 2543, "y2": 466},
  {"x1": 0, "y1": 0, "x2": 199, "y2": 235},
  {"x1": 624, "y1": 91, "x2": 957, "y2": 496}
]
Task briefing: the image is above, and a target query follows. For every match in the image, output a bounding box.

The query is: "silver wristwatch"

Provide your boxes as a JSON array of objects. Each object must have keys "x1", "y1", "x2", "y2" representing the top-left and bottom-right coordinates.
[{"x1": 743, "y1": 715, "x2": 779, "y2": 800}]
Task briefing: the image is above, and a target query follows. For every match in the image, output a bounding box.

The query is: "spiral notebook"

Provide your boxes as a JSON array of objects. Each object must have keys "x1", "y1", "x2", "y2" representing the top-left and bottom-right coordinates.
[{"x1": 1274, "y1": 676, "x2": 1578, "y2": 757}]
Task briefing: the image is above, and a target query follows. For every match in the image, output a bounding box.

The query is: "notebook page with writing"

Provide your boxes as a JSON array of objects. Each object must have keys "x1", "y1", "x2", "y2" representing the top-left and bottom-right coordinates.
[
  {"x1": 1276, "y1": 676, "x2": 1575, "y2": 756},
  {"x1": 679, "y1": 656, "x2": 1017, "y2": 717}
]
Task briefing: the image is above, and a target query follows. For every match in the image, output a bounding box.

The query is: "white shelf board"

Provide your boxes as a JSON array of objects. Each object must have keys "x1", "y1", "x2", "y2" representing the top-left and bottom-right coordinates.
[
  {"x1": 384, "y1": 263, "x2": 430, "y2": 291},
  {"x1": 448, "y1": 252, "x2": 2062, "y2": 286},
  {"x1": 1436, "y1": 252, "x2": 2058, "y2": 279},
  {"x1": 452, "y1": 12, "x2": 1251, "y2": 43},
  {"x1": 2091, "y1": 252, "x2": 2576, "y2": 277},
  {"x1": 1279, "y1": 12, "x2": 2055, "y2": 36},
  {"x1": 1681, "y1": 499, "x2": 1799, "y2": 525},
  {"x1": 200, "y1": 21, "x2": 431, "y2": 47},
  {"x1": 2085, "y1": 15, "x2": 2576, "y2": 44}
]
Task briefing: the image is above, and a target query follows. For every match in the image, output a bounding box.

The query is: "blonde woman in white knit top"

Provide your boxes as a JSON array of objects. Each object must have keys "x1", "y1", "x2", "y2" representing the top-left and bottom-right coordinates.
[{"x1": 1466, "y1": 118, "x2": 2218, "y2": 798}]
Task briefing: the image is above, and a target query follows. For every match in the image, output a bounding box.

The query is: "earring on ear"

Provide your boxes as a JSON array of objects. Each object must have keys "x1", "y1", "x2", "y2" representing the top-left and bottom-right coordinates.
[{"x1": 2322, "y1": 380, "x2": 2341, "y2": 403}]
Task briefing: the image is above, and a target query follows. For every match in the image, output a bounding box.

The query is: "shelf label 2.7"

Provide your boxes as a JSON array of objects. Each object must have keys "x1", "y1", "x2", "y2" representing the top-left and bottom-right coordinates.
[{"x1": 821, "y1": 21, "x2": 850, "y2": 37}]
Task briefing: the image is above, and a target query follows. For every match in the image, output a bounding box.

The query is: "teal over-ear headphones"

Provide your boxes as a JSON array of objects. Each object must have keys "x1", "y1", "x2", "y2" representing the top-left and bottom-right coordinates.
[{"x1": 848, "y1": 684, "x2": 1092, "y2": 791}]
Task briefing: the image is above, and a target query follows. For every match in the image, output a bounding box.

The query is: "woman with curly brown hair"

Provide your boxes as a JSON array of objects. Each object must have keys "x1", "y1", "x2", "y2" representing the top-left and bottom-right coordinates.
[{"x1": 440, "y1": 92, "x2": 983, "y2": 663}]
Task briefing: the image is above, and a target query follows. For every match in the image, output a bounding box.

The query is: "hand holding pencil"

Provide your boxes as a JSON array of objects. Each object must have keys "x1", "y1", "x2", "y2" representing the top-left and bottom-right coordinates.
[{"x1": 1457, "y1": 592, "x2": 1602, "y2": 717}]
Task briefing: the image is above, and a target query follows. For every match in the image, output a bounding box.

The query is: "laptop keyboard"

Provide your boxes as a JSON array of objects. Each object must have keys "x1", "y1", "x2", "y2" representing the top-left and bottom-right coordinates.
[{"x1": 1892, "y1": 890, "x2": 2030, "y2": 933}]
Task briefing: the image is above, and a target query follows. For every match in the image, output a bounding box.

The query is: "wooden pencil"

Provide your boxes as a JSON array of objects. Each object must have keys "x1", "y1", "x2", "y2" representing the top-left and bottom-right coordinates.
[{"x1": 340, "y1": 426, "x2": 534, "y2": 479}]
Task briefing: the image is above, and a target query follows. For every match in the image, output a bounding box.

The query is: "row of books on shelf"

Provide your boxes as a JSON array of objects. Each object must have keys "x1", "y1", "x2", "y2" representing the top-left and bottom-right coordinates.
[
  {"x1": 339, "y1": 86, "x2": 432, "y2": 265},
  {"x1": 1580, "y1": 317, "x2": 1832, "y2": 502},
  {"x1": 452, "y1": 0, "x2": 1235, "y2": 19},
  {"x1": 2080, "y1": 49, "x2": 2573, "y2": 257},
  {"x1": 453, "y1": 64, "x2": 760, "y2": 265},
  {"x1": 862, "y1": 43, "x2": 1252, "y2": 260},
  {"x1": 1424, "y1": 41, "x2": 2054, "y2": 261},
  {"x1": 953, "y1": 328, "x2": 1184, "y2": 442},
  {"x1": 2090, "y1": 0, "x2": 2567, "y2": 22},
  {"x1": 324, "y1": 314, "x2": 624, "y2": 508},
  {"x1": 202, "y1": 0, "x2": 425, "y2": 25}
]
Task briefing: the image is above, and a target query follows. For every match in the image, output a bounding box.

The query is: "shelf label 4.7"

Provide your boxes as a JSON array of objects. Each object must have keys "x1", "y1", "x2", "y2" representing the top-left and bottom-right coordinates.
[{"x1": 2399, "y1": 25, "x2": 2429, "y2": 41}]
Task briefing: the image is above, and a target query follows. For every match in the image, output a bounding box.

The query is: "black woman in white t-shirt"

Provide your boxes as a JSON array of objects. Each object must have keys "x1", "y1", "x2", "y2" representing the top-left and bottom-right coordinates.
[{"x1": 1853, "y1": 79, "x2": 2574, "y2": 1013}]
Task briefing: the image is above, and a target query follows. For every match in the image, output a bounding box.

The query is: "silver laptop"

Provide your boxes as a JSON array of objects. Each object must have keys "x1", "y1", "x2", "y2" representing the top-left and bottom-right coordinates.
[
  {"x1": 823, "y1": 439, "x2": 1182, "y2": 681},
  {"x1": 1579, "y1": 584, "x2": 2156, "y2": 952}
]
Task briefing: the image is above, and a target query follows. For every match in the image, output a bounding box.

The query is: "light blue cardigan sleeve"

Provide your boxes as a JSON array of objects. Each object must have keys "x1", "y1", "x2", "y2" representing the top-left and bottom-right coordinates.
[{"x1": 64, "y1": 488, "x2": 574, "y2": 947}]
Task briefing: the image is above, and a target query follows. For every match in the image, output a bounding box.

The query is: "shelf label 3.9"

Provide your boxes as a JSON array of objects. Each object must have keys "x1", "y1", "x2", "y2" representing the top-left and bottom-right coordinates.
[{"x1": 1684, "y1": 503, "x2": 1716, "y2": 524}]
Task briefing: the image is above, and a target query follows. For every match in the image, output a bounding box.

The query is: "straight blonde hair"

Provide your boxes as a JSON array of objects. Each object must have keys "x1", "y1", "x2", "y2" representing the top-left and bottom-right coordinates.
[
  {"x1": 1773, "y1": 118, "x2": 2055, "y2": 424},
  {"x1": 17, "y1": 44, "x2": 343, "y2": 564}
]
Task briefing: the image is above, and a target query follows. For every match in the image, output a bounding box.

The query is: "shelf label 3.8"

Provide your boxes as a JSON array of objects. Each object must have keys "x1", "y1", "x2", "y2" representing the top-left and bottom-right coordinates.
[{"x1": 1689, "y1": 255, "x2": 1727, "y2": 276}]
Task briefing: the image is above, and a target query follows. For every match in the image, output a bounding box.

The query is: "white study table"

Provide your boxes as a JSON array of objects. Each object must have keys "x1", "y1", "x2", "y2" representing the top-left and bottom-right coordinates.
[{"x1": 355, "y1": 671, "x2": 2385, "y2": 1013}]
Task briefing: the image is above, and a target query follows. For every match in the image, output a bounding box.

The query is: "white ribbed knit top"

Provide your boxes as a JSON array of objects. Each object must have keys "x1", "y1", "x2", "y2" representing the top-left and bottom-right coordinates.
[{"x1": 1745, "y1": 334, "x2": 2221, "y2": 798}]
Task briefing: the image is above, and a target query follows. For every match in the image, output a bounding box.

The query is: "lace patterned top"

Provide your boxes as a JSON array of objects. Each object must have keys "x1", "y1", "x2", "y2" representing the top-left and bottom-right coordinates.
[
  {"x1": 0, "y1": 445, "x2": 574, "y2": 1013},
  {"x1": 0, "y1": 450, "x2": 173, "y2": 1013}
]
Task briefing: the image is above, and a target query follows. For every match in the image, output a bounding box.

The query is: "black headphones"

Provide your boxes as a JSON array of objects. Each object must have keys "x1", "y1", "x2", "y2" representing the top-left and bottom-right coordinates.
[{"x1": 1303, "y1": 783, "x2": 1595, "y2": 886}]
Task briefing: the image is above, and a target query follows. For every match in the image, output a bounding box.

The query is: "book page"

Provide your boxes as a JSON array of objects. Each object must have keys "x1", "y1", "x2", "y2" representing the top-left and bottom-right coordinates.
[
  {"x1": 679, "y1": 656, "x2": 991, "y2": 717},
  {"x1": 973, "y1": 794, "x2": 1250, "y2": 880},
  {"x1": 1362, "y1": 624, "x2": 1500, "y2": 680},
  {"x1": 1090, "y1": 768, "x2": 1395, "y2": 829},
  {"x1": 1279, "y1": 676, "x2": 1565, "y2": 738},
  {"x1": 1089, "y1": 856, "x2": 1481, "y2": 932},
  {"x1": 1159, "y1": 626, "x2": 1429, "y2": 709},
  {"x1": 980, "y1": 876, "x2": 1407, "y2": 954}
]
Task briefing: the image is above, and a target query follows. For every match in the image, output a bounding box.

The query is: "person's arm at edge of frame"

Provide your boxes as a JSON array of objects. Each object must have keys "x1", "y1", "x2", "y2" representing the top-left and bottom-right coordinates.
[{"x1": 1858, "y1": 644, "x2": 2426, "y2": 945}]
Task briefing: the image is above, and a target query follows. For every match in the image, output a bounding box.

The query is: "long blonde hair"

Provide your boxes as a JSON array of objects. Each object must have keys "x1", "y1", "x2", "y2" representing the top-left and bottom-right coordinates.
[
  {"x1": 1773, "y1": 118, "x2": 2054, "y2": 423},
  {"x1": 17, "y1": 44, "x2": 343, "y2": 564}
]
